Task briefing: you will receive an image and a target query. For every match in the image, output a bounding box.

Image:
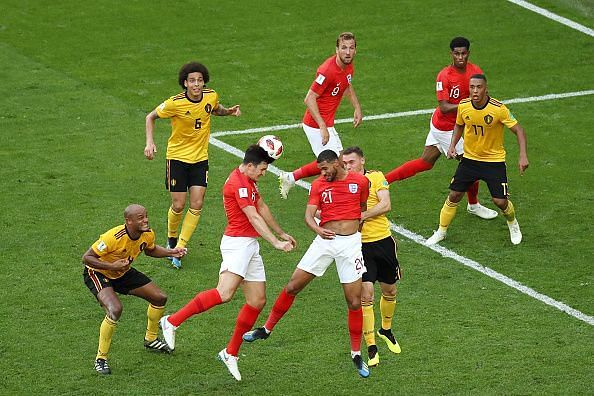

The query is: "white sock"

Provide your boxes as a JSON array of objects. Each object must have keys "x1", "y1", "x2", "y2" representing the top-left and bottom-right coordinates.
[
  {"x1": 288, "y1": 173, "x2": 295, "y2": 183},
  {"x1": 263, "y1": 327, "x2": 271, "y2": 334},
  {"x1": 351, "y1": 350, "x2": 361, "y2": 359}
]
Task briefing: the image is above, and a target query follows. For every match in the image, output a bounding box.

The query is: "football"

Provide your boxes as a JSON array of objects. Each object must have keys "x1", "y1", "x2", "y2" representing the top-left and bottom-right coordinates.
[{"x1": 258, "y1": 135, "x2": 284, "y2": 160}]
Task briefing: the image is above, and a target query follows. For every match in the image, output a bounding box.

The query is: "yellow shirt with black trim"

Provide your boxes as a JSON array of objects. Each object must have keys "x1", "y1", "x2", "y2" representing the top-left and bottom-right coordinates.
[
  {"x1": 361, "y1": 170, "x2": 392, "y2": 243},
  {"x1": 156, "y1": 89, "x2": 220, "y2": 164},
  {"x1": 88, "y1": 225, "x2": 156, "y2": 279},
  {"x1": 456, "y1": 97, "x2": 518, "y2": 162}
]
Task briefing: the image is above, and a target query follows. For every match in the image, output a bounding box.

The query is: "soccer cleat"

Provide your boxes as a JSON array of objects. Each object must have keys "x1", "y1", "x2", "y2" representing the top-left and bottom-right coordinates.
[
  {"x1": 242, "y1": 327, "x2": 269, "y2": 343},
  {"x1": 367, "y1": 345, "x2": 380, "y2": 367},
  {"x1": 94, "y1": 358, "x2": 111, "y2": 375},
  {"x1": 352, "y1": 355, "x2": 370, "y2": 378},
  {"x1": 507, "y1": 219, "x2": 522, "y2": 245},
  {"x1": 159, "y1": 315, "x2": 176, "y2": 350},
  {"x1": 144, "y1": 337, "x2": 173, "y2": 353},
  {"x1": 278, "y1": 171, "x2": 295, "y2": 199},
  {"x1": 377, "y1": 328, "x2": 401, "y2": 354},
  {"x1": 425, "y1": 229, "x2": 447, "y2": 245},
  {"x1": 467, "y1": 203, "x2": 498, "y2": 219},
  {"x1": 171, "y1": 256, "x2": 182, "y2": 269},
  {"x1": 217, "y1": 348, "x2": 241, "y2": 381}
]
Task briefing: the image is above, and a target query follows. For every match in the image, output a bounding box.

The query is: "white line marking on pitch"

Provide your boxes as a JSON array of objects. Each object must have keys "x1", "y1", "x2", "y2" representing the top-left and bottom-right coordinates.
[
  {"x1": 209, "y1": 131, "x2": 594, "y2": 327},
  {"x1": 506, "y1": 0, "x2": 594, "y2": 38},
  {"x1": 211, "y1": 90, "x2": 594, "y2": 137}
]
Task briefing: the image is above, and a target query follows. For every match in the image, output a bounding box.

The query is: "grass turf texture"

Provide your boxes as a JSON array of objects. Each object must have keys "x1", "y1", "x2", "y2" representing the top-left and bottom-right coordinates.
[{"x1": 1, "y1": 0, "x2": 592, "y2": 394}]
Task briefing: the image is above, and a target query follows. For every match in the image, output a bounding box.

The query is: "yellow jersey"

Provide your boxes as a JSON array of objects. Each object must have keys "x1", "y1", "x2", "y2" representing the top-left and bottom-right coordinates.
[
  {"x1": 88, "y1": 225, "x2": 156, "y2": 279},
  {"x1": 456, "y1": 97, "x2": 518, "y2": 162},
  {"x1": 361, "y1": 170, "x2": 392, "y2": 243},
  {"x1": 156, "y1": 89, "x2": 220, "y2": 164}
]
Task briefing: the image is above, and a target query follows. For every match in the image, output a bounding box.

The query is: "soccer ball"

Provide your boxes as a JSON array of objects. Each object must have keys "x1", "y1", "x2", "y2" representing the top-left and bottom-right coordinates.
[{"x1": 258, "y1": 135, "x2": 284, "y2": 160}]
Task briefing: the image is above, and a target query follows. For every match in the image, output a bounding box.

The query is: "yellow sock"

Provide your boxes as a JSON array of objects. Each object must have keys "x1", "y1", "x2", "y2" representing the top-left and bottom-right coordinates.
[
  {"x1": 362, "y1": 303, "x2": 376, "y2": 347},
  {"x1": 502, "y1": 200, "x2": 516, "y2": 222},
  {"x1": 439, "y1": 198, "x2": 459, "y2": 230},
  {"x1": 96, "y1": 316, "x2": 117, "y2": 360},
  {"x1": 178, "y1": 208, "x2": 201, "y2": 248},
  {"x1": 168, "y1": 207, "x2": 183, "y2": 239},
  {"x1": 380, "y1": 294, "x2": 396, "y2": 330},
  {"x1": 145, "y1": 304, "x2": 165, "y2": 342}
]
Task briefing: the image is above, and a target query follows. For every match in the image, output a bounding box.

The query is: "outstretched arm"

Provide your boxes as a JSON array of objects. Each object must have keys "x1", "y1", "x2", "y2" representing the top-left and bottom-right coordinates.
[
  {"x1": 510, "y1": 123, "x2": 529, "y2": 175},
  {"x1": 344, "y1": 85, "x2": 362, "y2": 128},
  {"x1": 213, "y1": 104, "x2": 241, "y2": 116},
  {"x1": 144, "y1": 110, "x2": 160, "y2": 160}
]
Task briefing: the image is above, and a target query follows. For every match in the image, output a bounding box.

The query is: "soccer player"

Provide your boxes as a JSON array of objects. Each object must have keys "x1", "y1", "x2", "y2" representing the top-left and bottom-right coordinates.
[
  {"x1": 278, "y1": 32, "x2": 362, "y2": 199},
  {"x1": 425, "y1": 74, "x2": 528, "y2": 246},
  {"x1": 384, "y1": 37, "x2": 498, "y2": 220},
  {"x1": 82, "y1": 204, "x2": 187, "y2": 375},
  {"x1": 342, "y1": 146, "x2": 402, "y2": 367},
  {"x1": 144, "y1": 62, "x2": 241, "y2": 268},
  {"x1": 243, "y1": 150, "x2": 372, "y2": 378},
  {"x1": 159, "y1": 145, "x2": 295, "y2": 381}
]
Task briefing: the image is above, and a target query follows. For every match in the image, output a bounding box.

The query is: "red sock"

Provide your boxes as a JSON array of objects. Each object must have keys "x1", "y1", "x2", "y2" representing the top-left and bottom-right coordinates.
[
  {"x1": 264, "y1": 288, "x2": 296, "y2": 331},
  {"x1": 226, "y1": 304, "x2": 261, "y2": 356},
  {"x1": 466, "y1": 180, "x2": 479, "y2": 205},
  {"x1": 348, "y1": 308, "x2": 363, "y2": 352},
  {"x1": 168, "y1": 288, "x2": 222, "y2": 327},
  {"x1": 292, "y1": 160, "x2": 320, "y2": 181},
  {"x1": 385, "y1": 158, "x2": 433, "y2": 184}
]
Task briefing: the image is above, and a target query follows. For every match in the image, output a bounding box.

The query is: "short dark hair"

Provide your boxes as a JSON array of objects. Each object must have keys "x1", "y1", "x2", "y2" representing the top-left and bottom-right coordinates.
[
  {"x1": 342, "y1": 146, "x2": 364, "y2": 157},
  {"x1": 178, "y1": 62, "x2": 210, "y2": 90},
  {"x1": 470, "y1": 73, "x2": 487, "y2": 82},
  {"x1": 450, "y1": 36, "x2": 470, "y2": 51},
  {"x1": 317, "y1": 149, "x2": 339, "y2": 164},
  {"x1": 336, "y1": 32, "x2": 356, "y2": 48},
  {"x1": 243, "y1": 144, "x2": 274, "y2": 165}
]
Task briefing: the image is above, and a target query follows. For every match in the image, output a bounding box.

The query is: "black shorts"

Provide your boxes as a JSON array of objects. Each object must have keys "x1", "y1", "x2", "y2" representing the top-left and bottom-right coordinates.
[
  {"x1": 166, "y1": 159, "x2": 208, "y2": 192},
  {"x1": 83, "y1": 266, "x2": 151, "y2": 297},
  {"x1": 449, "y1": 158, "x2": 509, "y2": 199},
  {"x1": 362, "y1": 236, "x2": 401, "y2": 284}
]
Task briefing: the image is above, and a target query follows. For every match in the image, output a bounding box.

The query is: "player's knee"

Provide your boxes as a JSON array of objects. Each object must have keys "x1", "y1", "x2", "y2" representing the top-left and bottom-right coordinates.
[
  {"x1": 285, "y1": 282, "x2": 302, "y2": 296},
  {"x1": 217, "y1": 287, "x2": 236, "y2": 303},
  {"x1": 106, "y1": 302, "x2": 123, "y2": 321},
  {"x1": 248, "y1": 296, "x2": 266, "y2": 311},
  {"x1": 346, "y1": 297, "x2": 362, "y2": 311},
  {"x1": 171, "y1": 202, "x2": 185, "y2": 213},
  {"x1": 152, "y1": 291, "x2": 167, "y2": 307}
]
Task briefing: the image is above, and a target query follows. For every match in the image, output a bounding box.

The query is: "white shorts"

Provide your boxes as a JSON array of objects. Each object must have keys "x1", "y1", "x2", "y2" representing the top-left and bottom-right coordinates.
[
  {"x1": 303, "y1": 124, "x2": 343, "y2": 157},
  {"x1": 424, "y1": 119, "x2": 464, "y2": 156},
  {"x1": 297, "y1": 232, "x2": 366, "y2": 284},
  {"x1": 219, "y1": 235, "x2": 265, "y2": 282}
]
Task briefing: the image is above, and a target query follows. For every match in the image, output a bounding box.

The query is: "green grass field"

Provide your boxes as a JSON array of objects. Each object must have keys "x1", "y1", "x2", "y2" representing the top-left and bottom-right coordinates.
[{"x1": 1, "y1": 1, "x2": 593, "y2": 394}]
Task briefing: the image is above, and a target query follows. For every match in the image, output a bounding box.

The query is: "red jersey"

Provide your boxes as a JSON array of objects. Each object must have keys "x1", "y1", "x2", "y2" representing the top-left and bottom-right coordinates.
[
  {"x1": 431, "y1": 62, "x2": 483, "y2": 131},
  {"x1": 303, "y1": 55, "x2": 354, "y2": 129},
  {"x1": 308, "y1": 171, "x2": 369, "y2": 226},
  {"x1": 223, "y1": 168, "x2": 260, "y2": 237}
]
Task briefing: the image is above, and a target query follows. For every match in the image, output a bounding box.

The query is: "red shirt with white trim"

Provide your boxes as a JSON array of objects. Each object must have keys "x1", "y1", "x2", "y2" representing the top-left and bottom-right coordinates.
[
  {"x1": 308, "y1": 171, "x2": 369, "y2": 226},
  {"x1": 303, "y1": 55, "x2": 354, "y2": 128},
  {"x1": 223, "y1": 168, "x2": 260, "y2": 237},
  {"x1": 431, "y1": 62, "x2": 483, "y2": 131}
]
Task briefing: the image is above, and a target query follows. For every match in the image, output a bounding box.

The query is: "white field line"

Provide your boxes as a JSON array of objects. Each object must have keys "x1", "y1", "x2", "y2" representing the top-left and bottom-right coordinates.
[
  {"x1": 211, "y1": 90, "x2": 594, "y2": 138},
  {"x1": 209, "y1": 107, "x2": 594, "y2": 326},
  {"x1": 506, "y1": 0, "x2": 594, "y2": 38}
]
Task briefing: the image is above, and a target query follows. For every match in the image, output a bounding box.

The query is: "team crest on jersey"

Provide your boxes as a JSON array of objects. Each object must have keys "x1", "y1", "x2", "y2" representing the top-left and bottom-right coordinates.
[
  {"x1": 349, "y1": 183, "x2": 358, "y2": 193},
  {"x1": 484, "y1": 114, "x2": 494, "y2": 125},
  {"x1": 347, "y1": 74, "x2": 352, "y2": 84},
  {"x1": 205, "y1": 103, "x2": 212, "y2": 114},
  {"x1": 315, "y1": 74, "x2": 326, "y2": 85}
]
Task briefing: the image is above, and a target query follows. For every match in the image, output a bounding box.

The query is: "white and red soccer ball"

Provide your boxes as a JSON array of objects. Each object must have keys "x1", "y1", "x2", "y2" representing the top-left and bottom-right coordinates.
[{"x1": 258, "y1": 135, "x2": 284, "y2": 160}]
